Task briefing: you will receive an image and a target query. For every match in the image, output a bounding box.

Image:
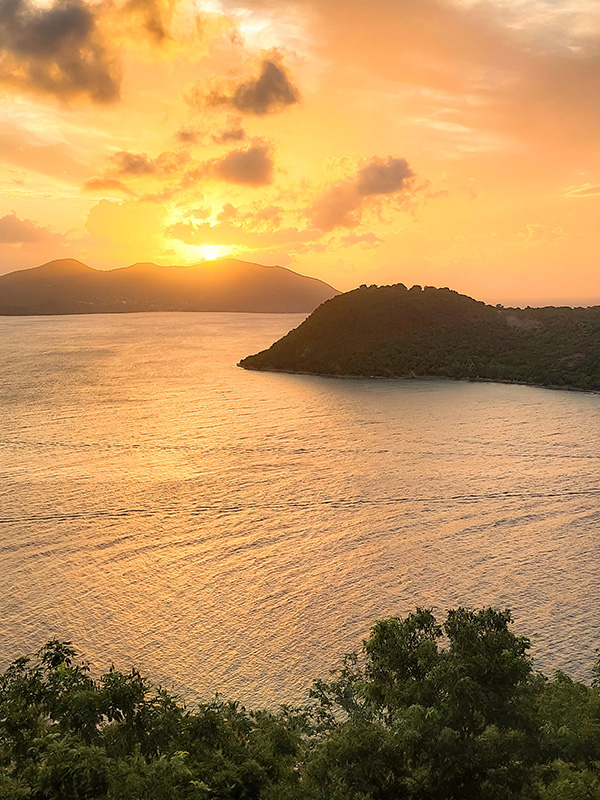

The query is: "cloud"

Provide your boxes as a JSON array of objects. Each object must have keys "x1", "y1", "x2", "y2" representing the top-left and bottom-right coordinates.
[
  {"x1": 213, "y1": 121, "x2": 246, "y2": 144},
  {"x1": 123, "y1": 0, "x2": 171, "y2": 43},
  {"x1": 564, "y1": 183, "x2": 600, "y2": 198},
  {"x1": 86, "y1": 198, "x2": 166, "y2": 238},
  {"x1": 112, "y1": 151, "x2": 157, "y2": 176},
  {"x1": 0, "y1": 120, "x2": 89, "y2": 181},
  {"x1": 356, "y1": 157, "x2": 413, "y2": 196},
  {"x1": 90, "y1": 149, "x2": 191, "y2": 192},
  {"x1": 0, "y1": 0, "x2": 178, "y2": 105},
  {"x1": 308, "y1": 184, "x2": 363, "y2": 231},
  {"x1": 512, "y1": 223, "x2": 574, "y2": 245},
  {"x1": 0, "y1": 212, "x2": 58, "y2": 243},
  {"x1": 82, "y1": 177, "x2": 135, "y2": 195},
  {"x1": 212, "y1": 143, "x2": 274, "y2": 186},
  {"x1": 83, "y1": 198, "x2": 168, "y2": 259},
  {"x1": 0, "y1": 212, "x2": 71, "y2": 274},
  {"x1": 308, "y1": 156, "x2": 415, "y2": 231},
  {"x1": 253, "y1": 205, "x2": 283, "y2": 226},
  {"x1": 207, "y1": 57, "x2": 300, "y2": 116},
  {"x1": 101, "y1": 150, "x2": 190, "y2": 183},
  {"x1": 339, "y1": 232, "x2": 384, "y2": 249},
  {"x1": 0, "y1": 0, "x2": 120, "y2": 103},
  {"x1": 175, "y1": 127, "x2": 202, "y2": 144},
  {"x1": 138, "y1": 186, "x2": 180, "y2": 203},
  {"x1": 87, "y1": 141, "x2": 270, "y2": 200},
  {"x1": 212, "y1": 202, "x2": 283, "y2": 227},
  {"x1": 199, "y1": 202, "x2": 283, "y2": 228},
  {"x1": 166, "y1": 218, "x2": 320, "y2": 249},
  {"x1": 217, "y1": 203, "x2": 238, "y2": 222},
  {"x1": 219, "y1": 0, "x2": 600, "y2": 151}
]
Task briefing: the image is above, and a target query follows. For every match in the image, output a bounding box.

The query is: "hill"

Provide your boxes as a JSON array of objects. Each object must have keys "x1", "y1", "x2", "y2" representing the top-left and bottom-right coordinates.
[
  {"x1": 239, "y1": 283, "x2": 600, "y2": 391},
  {"x1": 0, "y1": 258, "x2": 339, "y2": 315}
]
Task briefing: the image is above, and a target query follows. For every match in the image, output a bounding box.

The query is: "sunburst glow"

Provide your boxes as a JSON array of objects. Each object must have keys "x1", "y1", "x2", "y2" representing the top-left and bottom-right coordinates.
[
  {"x1": 176, "y1": 244, "x2": 234, "y2": 263},
  {"x1": 0, "y1": 0, "x2": 598, "y2": 306}
]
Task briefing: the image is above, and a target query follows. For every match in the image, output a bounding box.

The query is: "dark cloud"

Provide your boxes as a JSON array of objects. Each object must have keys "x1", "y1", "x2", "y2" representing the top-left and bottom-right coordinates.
[
  {"x1": 110, "y1": 149, "x2": 190, "y2": 177},
  {"x1": 0, "y1": 0, "x2": 120, "y2": 102},
  {"x1": 112, "y1": 151, "x2": 156, "y2": 176},
  {"x1": 176, "y1": 127, "x2": 202, "y2": 144},
  {"x1": 213, "y1": 123, "x2": 246, "y2": 144},
  {"x1": 231, "y1": 60, "x2": 299, "y2": 115},
  {"x1": 356, "y1": 157, "x2": 413, "y2": 196},
  {"x1": 209, "y1": 58, "x2": 300, "y2": 116},
  {"x1": 213, "y1": 143, "x2": 274, "y2": 186},
  {"x1": 0, "y1": 212, "x2": 59, "y2": 243},
  {"x1": 123, "y1": 0, "x2": 170, "y2": 43},
  {"x1": 92, "y1": 143, "x2": 269, "y2": 198},
  {"x1": 308, "y1": 155, "x2": 415, "y2": 231},
  {"x1": 81, "y1": 148, "x2": 193, "y2": 202}
]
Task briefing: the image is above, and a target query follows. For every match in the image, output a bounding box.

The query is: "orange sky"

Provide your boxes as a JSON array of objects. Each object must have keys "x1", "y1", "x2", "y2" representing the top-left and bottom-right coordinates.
[{"x1": 1, "y1": 0, "x2": 599, "y2": 305}]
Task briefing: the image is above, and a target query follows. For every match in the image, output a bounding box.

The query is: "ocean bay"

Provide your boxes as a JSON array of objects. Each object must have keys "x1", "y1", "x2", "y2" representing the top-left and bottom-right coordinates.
[{"x1": 1, "y1": 312, "x2": 599, "y2": 707}]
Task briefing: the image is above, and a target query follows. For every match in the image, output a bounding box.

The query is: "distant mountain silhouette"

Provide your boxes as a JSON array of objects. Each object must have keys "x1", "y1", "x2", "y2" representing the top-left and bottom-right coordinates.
[
  {"x1": 240, "y1": 283, "x2": 600, "y2": 391},
  {"x1": 0, "y1": 258, "x2": 339, "y2": 315}
]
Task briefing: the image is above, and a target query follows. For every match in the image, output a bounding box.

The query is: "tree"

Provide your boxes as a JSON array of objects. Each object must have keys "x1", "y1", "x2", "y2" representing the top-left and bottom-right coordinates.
[{"x1": 306, "y1": 608, "x2": 540, "y2": 800}]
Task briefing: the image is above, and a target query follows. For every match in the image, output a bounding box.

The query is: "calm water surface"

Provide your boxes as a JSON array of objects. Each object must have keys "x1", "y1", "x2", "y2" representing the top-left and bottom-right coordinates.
[{"x1": 1, "y1": 313, "x2": 599, "y2": 706}]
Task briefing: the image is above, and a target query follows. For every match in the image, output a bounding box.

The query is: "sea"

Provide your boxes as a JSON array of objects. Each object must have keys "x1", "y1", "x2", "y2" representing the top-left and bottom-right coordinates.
[{"x1": 1, "y1": 312, "x2": 599, "y2": 708}]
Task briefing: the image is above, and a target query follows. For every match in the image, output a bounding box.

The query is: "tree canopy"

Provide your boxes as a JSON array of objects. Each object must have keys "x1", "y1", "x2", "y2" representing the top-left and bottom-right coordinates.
[{"x1": 2, "y1": 608, "x2": 600, "y2": 799}]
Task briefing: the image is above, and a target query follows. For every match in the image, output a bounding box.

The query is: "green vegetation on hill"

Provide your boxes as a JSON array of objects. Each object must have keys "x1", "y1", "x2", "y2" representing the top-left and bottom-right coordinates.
[
  {"x1": 239, "y1": 284, "x2": 600, "y2": 391},
  {"x1": 2, "y1": 608, "x2": 600, "y2": 799}
]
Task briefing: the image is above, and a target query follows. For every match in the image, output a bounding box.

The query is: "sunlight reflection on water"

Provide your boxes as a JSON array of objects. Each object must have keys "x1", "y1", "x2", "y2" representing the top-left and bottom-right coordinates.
[{"x1": 1, "y1": 312, "x2": 599, "y2": 706}]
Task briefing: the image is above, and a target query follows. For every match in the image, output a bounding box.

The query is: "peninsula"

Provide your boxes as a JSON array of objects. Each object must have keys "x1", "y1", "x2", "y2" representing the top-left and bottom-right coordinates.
[
  {"x1": 239, "y1": 283, "x2": 600, "y2": 391},
  {"x1": 0, "y1": 258, "x2": 339, "y2": 315}
]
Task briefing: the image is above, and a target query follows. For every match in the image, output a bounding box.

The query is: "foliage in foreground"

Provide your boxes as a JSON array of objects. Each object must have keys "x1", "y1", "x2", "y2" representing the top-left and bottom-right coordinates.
[{"x1": 2, "y1": 609, "x2": 600, "y2": 799}]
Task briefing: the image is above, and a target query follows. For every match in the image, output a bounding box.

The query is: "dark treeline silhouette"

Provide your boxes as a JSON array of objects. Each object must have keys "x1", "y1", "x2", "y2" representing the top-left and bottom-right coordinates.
[
  {"x1": 2, "y1": 608, "x2": 600, "y2": 798},
  {"x1": 0, "y1": 259, "x2": 338, "y2": 315},
  {"x1": 240, "y1": 284, "x2": 600, "y2": 391}
]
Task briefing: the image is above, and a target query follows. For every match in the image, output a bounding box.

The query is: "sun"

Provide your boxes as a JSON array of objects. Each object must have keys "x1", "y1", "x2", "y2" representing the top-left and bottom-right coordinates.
[
  {"x1": 198, "y1": 245, "x2": 227, "y2": 261},
  {"x1": 174, "y1": 243, "x2": 234, "y2": 263}
]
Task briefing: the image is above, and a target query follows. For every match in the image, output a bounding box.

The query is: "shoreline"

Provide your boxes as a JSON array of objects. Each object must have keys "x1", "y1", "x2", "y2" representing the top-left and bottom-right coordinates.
[{"x1": 238, "y1": 362, "x2": 600, "y2": 395}]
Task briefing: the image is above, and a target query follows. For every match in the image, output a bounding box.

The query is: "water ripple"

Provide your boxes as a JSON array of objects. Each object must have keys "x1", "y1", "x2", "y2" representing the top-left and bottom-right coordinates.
[{"x1": 1, "y1": 312, "x2": 600, "y2": 707}]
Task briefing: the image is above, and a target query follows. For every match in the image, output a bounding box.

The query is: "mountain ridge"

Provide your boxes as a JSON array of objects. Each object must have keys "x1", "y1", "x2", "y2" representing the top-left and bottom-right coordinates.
[{"x1": 0, "y1": 258, "x2": 339, "y2": 315}]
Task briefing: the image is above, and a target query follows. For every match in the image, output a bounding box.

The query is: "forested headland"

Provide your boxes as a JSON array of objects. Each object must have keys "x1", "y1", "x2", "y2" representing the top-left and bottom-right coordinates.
[
  {"x1": 2, "y1": 608, "x2": 600, "y2": 799},
  {"x1": 239, "y1": 284, "x2": 600, "y2": 391}
]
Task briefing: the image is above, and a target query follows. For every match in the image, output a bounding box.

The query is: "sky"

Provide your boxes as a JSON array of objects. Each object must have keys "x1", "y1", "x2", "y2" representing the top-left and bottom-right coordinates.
[{"x1": 0, "y1": 0, "x2": 599, "y2": 305}]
